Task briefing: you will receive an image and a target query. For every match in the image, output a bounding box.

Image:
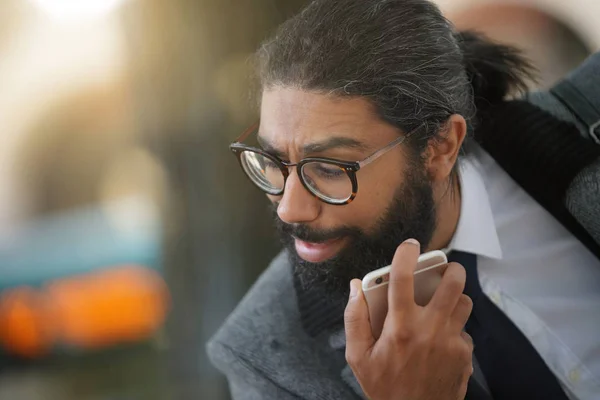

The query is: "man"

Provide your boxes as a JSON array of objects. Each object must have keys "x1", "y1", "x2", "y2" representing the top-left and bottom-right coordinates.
[{"x1": 207, "y1": 0, "x2": 600, "y2": 399}]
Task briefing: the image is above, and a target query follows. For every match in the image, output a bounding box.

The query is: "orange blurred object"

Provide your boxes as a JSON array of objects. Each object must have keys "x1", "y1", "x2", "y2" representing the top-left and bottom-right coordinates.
[
  {"x1": 0, "y1": 265, "x2": 169, "y2": 357},
  {"x1": 0, "y1": 287, "x2": 56, "y2": 358},
  {"x1": 47, "y1": 265, "x2": 169, "y2": 348}
]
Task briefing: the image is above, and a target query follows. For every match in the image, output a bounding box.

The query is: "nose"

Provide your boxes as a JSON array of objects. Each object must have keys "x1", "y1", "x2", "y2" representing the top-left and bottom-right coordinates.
[{"x1": 276, "y1": 170, "x2": 321, "y2": 224}]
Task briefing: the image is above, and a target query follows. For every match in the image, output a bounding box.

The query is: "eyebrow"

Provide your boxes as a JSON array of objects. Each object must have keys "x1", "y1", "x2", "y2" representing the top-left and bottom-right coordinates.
[{"x1": 257, "y1": 134, "x2": 369, "y2": 157}]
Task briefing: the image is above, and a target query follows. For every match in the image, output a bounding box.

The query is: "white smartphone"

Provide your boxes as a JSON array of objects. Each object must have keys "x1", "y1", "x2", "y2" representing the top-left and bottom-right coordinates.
[{"x1": 362, "y1": 250, "x2": 448, "y2": 339}]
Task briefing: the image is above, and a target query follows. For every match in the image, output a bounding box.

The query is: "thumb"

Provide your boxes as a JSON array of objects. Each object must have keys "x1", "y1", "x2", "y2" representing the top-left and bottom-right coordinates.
[{"x1": 344, "y1": 279, "x2": 375, "y2": 358}]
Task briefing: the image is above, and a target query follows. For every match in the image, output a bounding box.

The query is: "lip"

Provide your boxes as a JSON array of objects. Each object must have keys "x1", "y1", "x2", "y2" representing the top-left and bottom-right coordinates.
[{"x1": 294, "y1": 237, "x2": 346, "y2": 263}]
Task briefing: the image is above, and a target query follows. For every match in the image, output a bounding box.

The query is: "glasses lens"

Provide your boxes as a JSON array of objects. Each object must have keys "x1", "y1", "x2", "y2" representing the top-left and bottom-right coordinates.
[
  {"x1": 240, "y1": 151, "x2": 284, "y2": 194},
  {"x1": 301, "y1": 162, "x2": 353, "y2": 203}
]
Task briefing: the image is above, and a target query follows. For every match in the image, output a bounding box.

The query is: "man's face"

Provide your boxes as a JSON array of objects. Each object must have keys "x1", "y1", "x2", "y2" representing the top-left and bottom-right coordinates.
[{"x1": 259, "y1": 88, "x2": 438, "y2": 297}]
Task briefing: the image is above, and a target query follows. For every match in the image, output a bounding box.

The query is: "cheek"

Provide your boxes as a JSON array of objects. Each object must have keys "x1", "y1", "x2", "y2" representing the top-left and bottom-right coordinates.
[
  {"x1": 338, "y1": 185, "x2": 395, "y2": 228},
  {"x1": 321, "y1": 203, "x2": 373, "y2": 232},
  {"x1": 343, "y1": 168, "x2": 404, "y2": 225}
]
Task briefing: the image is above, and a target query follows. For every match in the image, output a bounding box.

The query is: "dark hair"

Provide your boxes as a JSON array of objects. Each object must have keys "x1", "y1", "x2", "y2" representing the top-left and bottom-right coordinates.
[{"x1": 255, "y1": 0, "x2": 536, "y2": 155}]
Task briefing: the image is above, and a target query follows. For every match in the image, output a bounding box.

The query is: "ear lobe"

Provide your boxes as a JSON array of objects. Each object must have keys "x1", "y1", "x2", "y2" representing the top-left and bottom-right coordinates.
[{"x1": 425, "y1": 115, "x2": 467, "y2": 182}]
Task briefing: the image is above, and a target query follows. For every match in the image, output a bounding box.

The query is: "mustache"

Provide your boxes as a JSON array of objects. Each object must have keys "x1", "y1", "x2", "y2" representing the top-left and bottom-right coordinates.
[{"x1": 271, "y1": 204, "x2": 361, "y2": 243}]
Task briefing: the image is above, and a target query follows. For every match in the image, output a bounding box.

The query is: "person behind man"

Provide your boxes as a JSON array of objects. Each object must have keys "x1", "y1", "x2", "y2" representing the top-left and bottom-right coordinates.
[{"x1": 207, "y1": 0, "x2": 600, "y2": 399}]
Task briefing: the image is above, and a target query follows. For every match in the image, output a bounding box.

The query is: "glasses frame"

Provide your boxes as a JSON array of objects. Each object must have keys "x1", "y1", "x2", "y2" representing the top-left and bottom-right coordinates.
[{"x1": 230, "y1": 122, "x2": 420, "y2": 205}]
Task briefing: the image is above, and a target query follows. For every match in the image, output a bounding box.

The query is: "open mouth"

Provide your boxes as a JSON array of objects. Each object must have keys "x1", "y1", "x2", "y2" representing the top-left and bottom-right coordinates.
[{"x1": 293, "y1": 236, "x2": 347, "y2": 263}]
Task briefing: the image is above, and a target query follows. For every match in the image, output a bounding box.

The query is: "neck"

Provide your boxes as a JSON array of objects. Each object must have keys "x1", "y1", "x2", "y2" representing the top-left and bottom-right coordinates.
[{"x1": 425, "y1": 175, "x2": 461, "y2": 252}]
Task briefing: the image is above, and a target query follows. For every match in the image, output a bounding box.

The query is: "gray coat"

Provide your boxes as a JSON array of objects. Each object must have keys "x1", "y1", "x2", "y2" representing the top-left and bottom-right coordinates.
[{"x1": 207, "y1": 252, "x2": 366, "y2": 400}]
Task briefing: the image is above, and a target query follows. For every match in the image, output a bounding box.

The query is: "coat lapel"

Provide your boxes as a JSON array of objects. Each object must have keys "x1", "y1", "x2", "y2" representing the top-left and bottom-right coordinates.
[{"x1": 211, "y1": 252, "x2": 361, "y2": 400}]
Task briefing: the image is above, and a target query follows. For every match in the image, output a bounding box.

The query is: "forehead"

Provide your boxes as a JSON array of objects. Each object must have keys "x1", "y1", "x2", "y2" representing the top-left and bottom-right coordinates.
[{"x1": 259, "y1": 88, "x2": 398, "y2": 147}]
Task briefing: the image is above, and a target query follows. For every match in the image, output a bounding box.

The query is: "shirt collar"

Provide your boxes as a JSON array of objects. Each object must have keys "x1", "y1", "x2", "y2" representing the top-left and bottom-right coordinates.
[{"x1": 444, "y1": 156, "x2": 503, "y2": 260}]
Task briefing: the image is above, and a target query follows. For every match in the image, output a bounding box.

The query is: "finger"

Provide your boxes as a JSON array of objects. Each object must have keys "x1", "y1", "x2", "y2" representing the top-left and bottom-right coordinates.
[
  {"x1": 344, "y1": 279, "x2": 375, "y2": 366},
  {"x1": 427, "y1": 262, "x2": 466, "y2": 318},
  {"x1": 449, "y1": 294, "x2": 473, "y2": 333},
  {"x1": 388, "y1": 239, "x2": 420, "y2": 317}
]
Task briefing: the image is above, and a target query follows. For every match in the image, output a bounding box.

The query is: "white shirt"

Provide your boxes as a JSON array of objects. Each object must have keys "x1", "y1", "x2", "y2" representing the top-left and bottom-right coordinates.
[{"x1": 449, "y1": 144, "x2": 600, "y2": 400}]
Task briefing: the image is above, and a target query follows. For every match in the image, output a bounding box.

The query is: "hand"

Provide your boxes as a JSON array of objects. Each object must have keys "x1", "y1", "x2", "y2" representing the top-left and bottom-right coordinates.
[{"x1": 344, "y1": 239, "x2": 474, "y2": 400}]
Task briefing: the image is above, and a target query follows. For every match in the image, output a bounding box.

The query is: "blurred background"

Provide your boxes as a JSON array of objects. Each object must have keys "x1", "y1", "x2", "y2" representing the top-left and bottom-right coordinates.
[{"x1": 0, "y1": 0, "x2": 598, "y2": 399}]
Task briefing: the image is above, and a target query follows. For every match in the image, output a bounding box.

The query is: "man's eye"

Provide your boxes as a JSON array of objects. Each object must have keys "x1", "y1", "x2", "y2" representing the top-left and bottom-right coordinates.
[
  {"x1": 264, "y1": 160, "x2": 279, "y2": 169},
  {"x1": 315, "y1": 165, "x2": 345, "y2": 179}
]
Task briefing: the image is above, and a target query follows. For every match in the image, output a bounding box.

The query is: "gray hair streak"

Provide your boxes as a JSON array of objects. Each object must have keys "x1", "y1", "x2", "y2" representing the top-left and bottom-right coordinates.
[{"x1": 255, "y1": 0, "x2": 536, "y2": 155}]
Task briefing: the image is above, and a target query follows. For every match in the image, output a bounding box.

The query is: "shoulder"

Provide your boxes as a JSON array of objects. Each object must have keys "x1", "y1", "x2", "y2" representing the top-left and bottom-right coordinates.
[
  {"x1": 206, "y1": 251, "x2": 303, "y2": 372},
  {"x1": 206, "y1": 252, "x2": 359, "y2": 400}
]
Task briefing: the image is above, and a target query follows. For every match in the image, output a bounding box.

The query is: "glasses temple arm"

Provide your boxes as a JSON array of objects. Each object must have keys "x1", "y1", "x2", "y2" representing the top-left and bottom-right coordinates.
[
  {"x1": 358, "y1": 136, "x2": 406, "y2": 168},
  {"x1": 235, "y1": 121, "x2": 260, "y2": 143},
  {"x1": 358, "y1": 125, "x2": 422, "y2": 168}
]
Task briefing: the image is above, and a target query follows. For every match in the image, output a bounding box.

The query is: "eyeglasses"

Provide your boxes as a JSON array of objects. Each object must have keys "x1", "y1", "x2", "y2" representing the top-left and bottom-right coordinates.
[{"x1": 229, "y1": 122, "x2": 421, "y2": 205}]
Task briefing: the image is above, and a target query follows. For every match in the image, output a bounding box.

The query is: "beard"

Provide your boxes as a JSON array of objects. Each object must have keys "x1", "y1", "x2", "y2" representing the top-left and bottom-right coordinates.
[{"x1": 273, "y1": 162, "x2": 438, "y2": 300}]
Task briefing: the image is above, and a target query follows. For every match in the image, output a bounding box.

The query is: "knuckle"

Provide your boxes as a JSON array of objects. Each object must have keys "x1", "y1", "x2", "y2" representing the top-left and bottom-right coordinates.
[
  {"x1": 345, "y1": 349, "x2": 362, "y2": 370},
  {"x1": 391, "y1": 319, "x2": 414, "y2": 340},
  {"x1": 461, "y1": 336, "x2": 473, "y2": 354},
  {"x1": 444, "y1": 264, "x2": 466, "y2": 291},
  {"x1": 343, "y1": 302, "x2": 352, "y2": 317},
  {"x1": 448, "y1": 337, "x2": 472, "y2": 362},
  {"x1": 345, "y1": 350, "x2": 356, "y2": 367},
  {"x1": 343, "y1": 302, "x2": 358, "y2": 324},
  {"x1": 458, "y1": 294, "x2": 473, "y2": 311},
  {"x1": 459, "y1": 332, "x2": 475, "y2": 353},
  {"x1": 382, "y1": 320, "x2": 413, "y2": 347},
  {"x1": 460, "y1": 330, "x2": 472, "y2": 342},
  {"x1": 447, "y1": 262, "x2": 466, "y2": 279},
  {"x1": 412, "y1": 329, "x2": 435, "y2": 350},
  {"x1": 460, "y1": 342, "x2": 474, "y2": 363}
]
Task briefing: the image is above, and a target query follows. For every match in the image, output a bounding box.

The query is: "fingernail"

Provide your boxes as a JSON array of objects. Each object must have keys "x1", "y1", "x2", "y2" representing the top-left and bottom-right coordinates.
[
  {"x1": 404, "y1": 238, "x2": 420, "y2": 246},
  {"x1": 349, "y1": 281, "x2": 358, "y2": 298}
]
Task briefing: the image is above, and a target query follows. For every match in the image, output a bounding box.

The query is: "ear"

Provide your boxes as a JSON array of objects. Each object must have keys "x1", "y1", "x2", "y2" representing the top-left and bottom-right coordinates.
[{"x1": 425, "y1": 114, "x2": 467, "y2": 182}]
